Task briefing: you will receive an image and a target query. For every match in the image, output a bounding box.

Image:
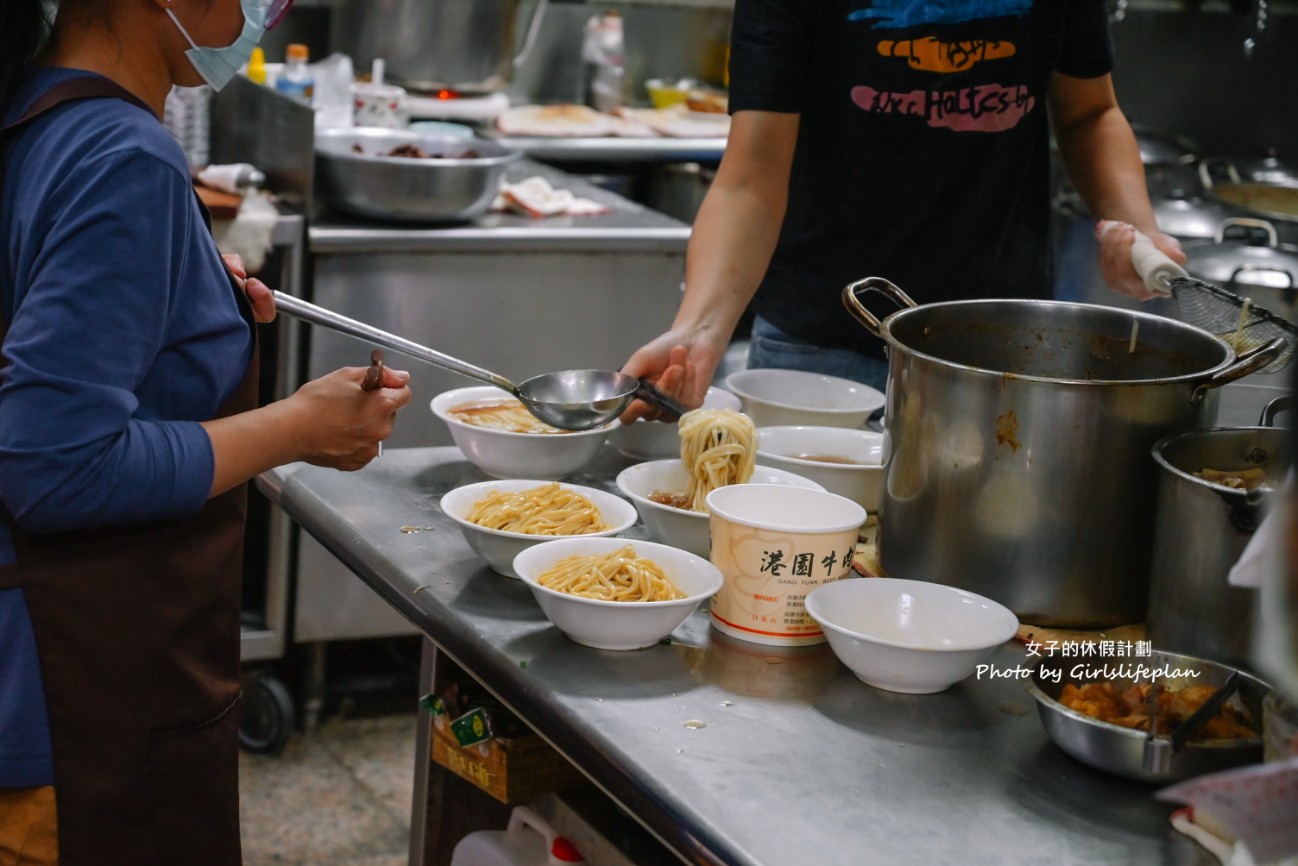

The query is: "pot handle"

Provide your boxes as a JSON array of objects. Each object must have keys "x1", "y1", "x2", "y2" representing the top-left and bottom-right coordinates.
[
  {"x1": 1191, "y1": 336, "x2": 1287, "y2": 403},
  {"x1": 1229, "y1": 264, "x2": 1295, "y2": 290},
  {"x1": 512, "y1": 0, "x2": 549, "y2": 68},
  {"x1": 1261, "y1": 394, "x2": 1293, "y2": 427},
  {"x1": 842, "y1": 276, "x2": 917, "y2": 338},
  {"x1": 1216, "y1": 217, "x2": 1279, "y2": 248},
  {"x1": 1199, "y1": 156, "x2": 1243, "y2": 192}
]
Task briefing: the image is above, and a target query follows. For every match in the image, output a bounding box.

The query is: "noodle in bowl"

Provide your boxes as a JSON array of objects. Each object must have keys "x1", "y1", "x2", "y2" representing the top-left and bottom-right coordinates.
[
  {"x1": 431, "y1": 386, "x2": 616, "y2": 479},
  {"x1": 441, "y1": 480, "x2": 638, "y2": 578},
  {"x1": 513, "y1": 537, "x2": 724, "y2": 650},
  {"x1": 615, "y1": 460, "x2": 824, "y2": 557}
]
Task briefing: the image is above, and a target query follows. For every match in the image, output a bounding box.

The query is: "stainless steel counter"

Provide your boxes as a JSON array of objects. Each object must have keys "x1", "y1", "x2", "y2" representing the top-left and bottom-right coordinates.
[
  {"x1": 310, "y1": 159, "x2": 691, "y2": 254},
  {"x1": 257, "y1": 447, "x2": 1214, "y2": 866}
]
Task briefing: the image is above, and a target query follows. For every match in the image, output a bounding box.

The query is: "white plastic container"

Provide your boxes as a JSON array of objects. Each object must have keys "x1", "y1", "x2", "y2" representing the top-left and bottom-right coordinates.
[{"x1": 450, "y1": 807, "x2": 585, "y2": 866}]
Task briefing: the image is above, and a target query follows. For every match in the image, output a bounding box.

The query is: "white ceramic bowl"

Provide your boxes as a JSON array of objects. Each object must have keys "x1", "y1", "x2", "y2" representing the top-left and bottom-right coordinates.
[
  {"x1": 614, "y1": 460, "x2": 824, "y2": 557},
  {"x1": 608, "y1": 386, "x2": 743, "y2": 461},
  {"x1": 725, "y1": 369, "x2": 884, "y2": 428},
  {"x1": 513, "y1": 537, "x2": 724, "y2": 650},
  {"x1": 755, "y1": 426, "x2": 886, "y2": 512},
  {"x1": 805, "y1": 577, "x2": 1019, "y2": 694},
  {"x1": 440, "y1": 479, "x2": 638, "y2": 578},
  {"x1": 431, "y1": 386, "x2": 615, "y2": 480}
]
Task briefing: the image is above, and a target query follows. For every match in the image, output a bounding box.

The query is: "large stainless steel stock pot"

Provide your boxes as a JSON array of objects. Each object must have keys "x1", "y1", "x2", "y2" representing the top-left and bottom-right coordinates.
[{"x1": 843, "y1": 278, "x2": 1281, "y2": 628}]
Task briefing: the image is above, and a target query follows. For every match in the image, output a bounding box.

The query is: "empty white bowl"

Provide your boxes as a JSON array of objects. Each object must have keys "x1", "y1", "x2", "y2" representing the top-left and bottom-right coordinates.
[
  {"x1": 431, "y1": 386, "x2": 616, "y2": 480},
  {"x1": 755, "y1": 426, "x2": 886, "y2": 512},
  {"x1": 609, "y1": 386, "x2": 743, "y2": 461},
  {"x1": 725, "y1": 369, "x2": 885, "y2": 428},
  {"x1": 512, "y1": 537, "x2": 724, "y2": 650},
  {"x1": 440, "y1": 479, "x2": 638, "y2": 578},
  {"x1": 614, "y1": 459, "x2": 824, "y2": 557},
  {"x1": 805, "y1": 577, "x2": 1019, "y2": 694}
]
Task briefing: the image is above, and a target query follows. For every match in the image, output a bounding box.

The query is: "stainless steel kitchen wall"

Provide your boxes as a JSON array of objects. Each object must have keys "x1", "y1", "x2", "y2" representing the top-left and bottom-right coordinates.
[{"x1": 1111, "y1": 10, "x2": 1297, "y2": 159}]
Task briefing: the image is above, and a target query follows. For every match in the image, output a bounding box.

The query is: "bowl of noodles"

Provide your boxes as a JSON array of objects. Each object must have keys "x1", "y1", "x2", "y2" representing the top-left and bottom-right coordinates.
[
  {"x1": 440, "y1": 480, "x2": 639, "y2": 578},
  {"x1": 512, "y1": 537, "x2": 724, "y2": 650},
  {"x1": 614, "y1": 408, "x2": 824, "y2": 557},
  {"x1": 431, "y1": 386, "x2": 617, "y2": 479}
]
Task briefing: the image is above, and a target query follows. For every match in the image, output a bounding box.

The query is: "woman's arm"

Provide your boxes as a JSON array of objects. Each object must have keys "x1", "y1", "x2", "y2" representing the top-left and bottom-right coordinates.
[
  {"x1": 620, "y1": 109, "x2": 799, "y2": 418},
  {"x1": 1049, "y1": 71, "x2": 1186, "y2": 299}
]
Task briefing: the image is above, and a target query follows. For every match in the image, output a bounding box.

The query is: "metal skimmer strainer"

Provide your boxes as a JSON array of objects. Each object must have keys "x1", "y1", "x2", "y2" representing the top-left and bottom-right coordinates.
[{"x1": 1132, "y1": 231, "x2": 1298, "y2": 372}]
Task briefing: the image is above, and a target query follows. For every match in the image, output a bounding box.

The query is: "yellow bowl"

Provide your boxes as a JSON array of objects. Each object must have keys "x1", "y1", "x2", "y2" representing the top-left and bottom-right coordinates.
[{"x1": 645, "y1": 78, "x2": 695, "y2": 109}]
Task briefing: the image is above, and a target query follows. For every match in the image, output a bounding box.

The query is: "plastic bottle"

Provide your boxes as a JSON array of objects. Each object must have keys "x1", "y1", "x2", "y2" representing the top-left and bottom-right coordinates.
[
  {"x1": 450, "y1": 807, "x2": 585, "y2": 866},
  {"x1": 581, "y1": 11, "x2": 624, "y2": 113},
  {"x1": 275, "y1": 44, "x2": 314, "y2": 106},
  {"x1": 246, "y1": 46, "x2": 267, "y2": 86}
]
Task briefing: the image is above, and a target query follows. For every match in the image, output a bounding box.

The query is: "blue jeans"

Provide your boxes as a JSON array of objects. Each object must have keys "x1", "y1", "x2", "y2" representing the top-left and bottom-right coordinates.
[{"x1": 747, "y1": 316, "x2": 890, "y2": 396}]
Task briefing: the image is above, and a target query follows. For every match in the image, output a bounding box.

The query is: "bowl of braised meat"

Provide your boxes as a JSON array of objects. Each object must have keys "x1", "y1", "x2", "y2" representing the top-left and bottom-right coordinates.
[
  {"x1": 1026, "y1": 649, "x2": 1268, "y2": 782},
  {"x1": 315, "y1": 127, "x2": 521, "y2": 223}
]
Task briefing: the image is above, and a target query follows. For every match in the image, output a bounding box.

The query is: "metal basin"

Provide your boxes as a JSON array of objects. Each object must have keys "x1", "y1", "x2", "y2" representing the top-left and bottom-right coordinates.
[
  {"x1": 1026, "y1": 650, "x2": 1268, "y2": 783},
  {"x1": 314, "y1": 127, "x2": 521, "y2": 224}
]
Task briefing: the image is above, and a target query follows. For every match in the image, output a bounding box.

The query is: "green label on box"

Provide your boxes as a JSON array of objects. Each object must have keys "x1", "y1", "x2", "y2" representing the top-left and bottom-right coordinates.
[{"x1": 450, "y1": 707, "x2": 493, "y2": 748}]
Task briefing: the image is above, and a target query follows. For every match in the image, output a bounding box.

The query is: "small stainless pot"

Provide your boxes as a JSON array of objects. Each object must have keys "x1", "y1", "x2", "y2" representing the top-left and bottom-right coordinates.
[
  {"x1": 1200, "y1": 159, "x2": 1298, "y2": 246},
  {"x1": 1147, "y1": 425, "x2": 1293, "y2": 667}
]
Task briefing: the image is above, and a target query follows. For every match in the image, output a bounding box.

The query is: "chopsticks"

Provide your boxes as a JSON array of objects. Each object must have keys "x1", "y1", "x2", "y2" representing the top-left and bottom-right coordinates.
[{"x1": 362, "y1": 350, "x2": 385, "y2": 457}]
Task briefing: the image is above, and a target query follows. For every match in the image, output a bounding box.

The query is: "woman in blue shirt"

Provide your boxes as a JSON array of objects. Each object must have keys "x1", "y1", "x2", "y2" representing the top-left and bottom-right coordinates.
[{"x1": 0, "y1": 0, "x2": 413, "y2": 862}]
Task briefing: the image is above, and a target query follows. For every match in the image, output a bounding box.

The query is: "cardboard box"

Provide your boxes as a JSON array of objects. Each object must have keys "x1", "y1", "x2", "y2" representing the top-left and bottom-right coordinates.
[{"x1": 430, "y1": 714, "x2": 585, "y2": 805}]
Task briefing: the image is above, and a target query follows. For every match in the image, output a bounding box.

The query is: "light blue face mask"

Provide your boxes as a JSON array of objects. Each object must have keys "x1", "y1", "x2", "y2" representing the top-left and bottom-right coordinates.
[{"x1": 166, "y1": 0, "x2": 272, "y2": 91}]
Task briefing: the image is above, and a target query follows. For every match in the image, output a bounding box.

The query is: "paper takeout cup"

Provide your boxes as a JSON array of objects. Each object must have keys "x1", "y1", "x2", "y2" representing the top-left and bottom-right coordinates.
[
  {"x1": 351, "y1": 82, "x2": 408, "y2": 129},
  {"x1": 706, "y1": 484, "x2": 866, "y2": 646}
]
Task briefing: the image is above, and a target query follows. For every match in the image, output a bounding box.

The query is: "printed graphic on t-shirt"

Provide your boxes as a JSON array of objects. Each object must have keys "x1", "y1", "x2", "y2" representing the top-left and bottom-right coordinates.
[
  {"x1": 848, "y1": 0, "x2": 1031, "y2": 27},
  {"x1": 846, "y1": 0, "x2": 1035, "y2": 133}
]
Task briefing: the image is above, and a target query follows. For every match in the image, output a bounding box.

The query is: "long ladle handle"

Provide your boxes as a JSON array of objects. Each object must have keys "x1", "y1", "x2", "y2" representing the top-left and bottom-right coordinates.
[{"x1": 272, "y1": 291, "x2": 518, "y2": 394}]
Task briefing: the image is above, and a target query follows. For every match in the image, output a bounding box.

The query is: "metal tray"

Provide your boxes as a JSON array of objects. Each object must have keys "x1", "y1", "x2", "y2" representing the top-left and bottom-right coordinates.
[{"x1": 1025, "y1": 649, "x2": 1268, "y2": 783}]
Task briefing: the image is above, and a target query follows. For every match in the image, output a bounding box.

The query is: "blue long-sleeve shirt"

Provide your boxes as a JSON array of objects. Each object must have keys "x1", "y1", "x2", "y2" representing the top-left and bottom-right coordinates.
[{"x1": 0, "y1": 68, "x2": 253, "y2": 787}]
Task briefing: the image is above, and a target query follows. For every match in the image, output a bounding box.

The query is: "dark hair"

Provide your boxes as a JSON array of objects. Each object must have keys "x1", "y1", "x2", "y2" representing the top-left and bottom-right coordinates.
[{"x1": 0, "y1": 0, "x2": 52, "y2": 110}]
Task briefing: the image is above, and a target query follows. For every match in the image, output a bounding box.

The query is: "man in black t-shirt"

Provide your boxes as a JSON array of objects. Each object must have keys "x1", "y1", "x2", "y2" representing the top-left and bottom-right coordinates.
[{"x1": 621, "y1": 0, "x2": 1185, "y2": 405}]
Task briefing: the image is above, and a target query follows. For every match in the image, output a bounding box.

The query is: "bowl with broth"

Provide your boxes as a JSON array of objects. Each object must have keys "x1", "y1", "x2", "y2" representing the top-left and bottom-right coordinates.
[
  {"x1": 755, "y1": 426, "x2": 886, "y2": 512},
  {"x1": 431, "y1": 386, "x2": 616, "y2": 479},
  {"x1": 725, "y1": 369, "x2": 884, "y2": 429}
]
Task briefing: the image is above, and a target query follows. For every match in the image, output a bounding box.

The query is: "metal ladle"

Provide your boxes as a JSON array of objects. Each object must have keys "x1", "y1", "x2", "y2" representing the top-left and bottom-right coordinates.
[{"x1": 272, "y1": 292, "x2": 685, "y2": 431}]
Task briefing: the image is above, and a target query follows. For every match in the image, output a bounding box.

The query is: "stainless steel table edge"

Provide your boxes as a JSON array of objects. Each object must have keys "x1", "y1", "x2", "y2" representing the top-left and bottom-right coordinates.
[
  {"x1": 256, "y1": 457, "x2": 741, "y2": 866},
  {"x1": 489, "y1": 135, "x2": 726, "y2": 164},
  {"x1": 308, "y1": 225, "x2": 691, "y2": 255}
]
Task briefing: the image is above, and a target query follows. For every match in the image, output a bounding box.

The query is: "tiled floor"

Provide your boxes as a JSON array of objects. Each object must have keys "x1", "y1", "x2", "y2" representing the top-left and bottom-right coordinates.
[{"x1": 239, "y1": 712, "x2": 419, "y2": 866}]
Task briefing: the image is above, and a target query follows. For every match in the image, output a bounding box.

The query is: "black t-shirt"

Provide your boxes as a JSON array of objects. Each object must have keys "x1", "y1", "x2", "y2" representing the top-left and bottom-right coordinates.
[{"x1": 729, "y1": 0, "x2": 1114, "y2": 355}]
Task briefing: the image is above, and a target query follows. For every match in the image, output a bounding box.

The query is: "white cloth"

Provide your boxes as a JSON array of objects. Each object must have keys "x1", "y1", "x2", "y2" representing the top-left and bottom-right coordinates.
[
  {"x1": 210, "y1": 190, "x2": 279, "y2": 274},
  {"x1": 493, "y1": 177, "x2": 611, "y2": 218}
]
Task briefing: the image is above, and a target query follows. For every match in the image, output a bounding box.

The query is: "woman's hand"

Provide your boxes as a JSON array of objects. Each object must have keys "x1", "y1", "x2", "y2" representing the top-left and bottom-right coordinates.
[
  {"x1": 1096, "y1": 220, "x2": 1186, "y2": 301},
  {"x1": 619, "y1": 326, "x2": 728, "y2": 423},
  {"x1": 222, "y1": 252, "x2": 276, "y2": 323},
  {"x1": 286, "y1": 365, "x2": 413, "y2": 470}
]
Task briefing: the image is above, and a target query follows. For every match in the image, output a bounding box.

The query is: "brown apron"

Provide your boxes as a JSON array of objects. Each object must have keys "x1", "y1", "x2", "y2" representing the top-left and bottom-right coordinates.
[{"x1": 0, "y1": 77, "x2": 258, "y2": 866}]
